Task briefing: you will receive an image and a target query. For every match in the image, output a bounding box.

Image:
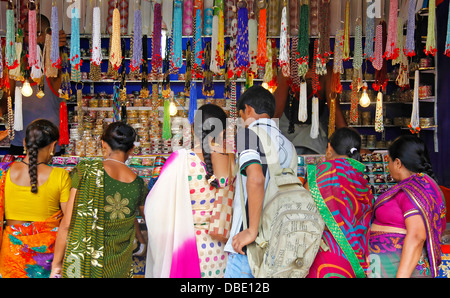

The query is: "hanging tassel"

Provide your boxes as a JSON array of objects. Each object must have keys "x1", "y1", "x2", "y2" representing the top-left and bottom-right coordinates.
[
  {"x1": 28, "y1": 7, "x2": 38, "y2": 68},
  {"x1": 130, "y1": 9, "x2": 142, "y2": 72},
  {"x1": 343, "y1": 0, "x2": 350, "y2": 60},
  {"x1": 109, "y1": 8, "x2": 122, "y2": 71},
  {"x1": 298, "y1": 81, "x2": 308, "y2": 122},
  {"x1": 13, "y1": 86, "x2": 23, "y2": 132},
  {"x1": 248, "y1": 12, "x2": 258, "y2": 75},
  {"x1": 70, "y1": 7, "x2": 82, "y2": 82},
  {"x1": 188, "y1": 81, "x2": 197, "y2": 124},
  {"x1": 44, "y1": 34, "x2": 58, "y2": 78},
  {"x1": 404, "y1": 0, "x2": 416, "y2": 57},
  {"x1": 5, "y1": 9, "x2": 17, "y2": 70},
  {"x1": 279, "y1": 5, "x2": 290, "y2": 77},
  {"x1": 375, "y1": 91, "x2": 384, "y2": 133},
  {"x1": 409, "y1": 70, "x2": 420, "y2": 134},
  {"x1": 445, "y1": 0, "x2": 450, "y2": 57},
  {"x1": 297, "y1": 3, "x2": 309, "y2": 77},
  {"x1": 256, "y1": 7, "x2": 268, "y2": 69},
  {"x1": 364, "y1": 7, "x2": 375, "y2": 61},
  {"x1": 310, "y1": 96, "x2": 319, "y2": 139},
  {"x1": 91, "y1": 7, "x2": 103, "y2": 66},
  {"x1": 113, "y1": 85, "x2": 121, "y2": 122},
  {"x1": 30, "y1": 45, "x2": 44, "y2": 82},
  {"x1": 384, "y1": 0, "x2": 399, "y2": 60},
  {"x1": 50, "y1": 6, "x2": 61, "y2": 68},
  {"x1": 172, "y1": 1, "x2": 184, "y2": 71},
  {"x1": 162, "y1": 98, "x2": 173, "y2": 140},
  {"x1": 194, "y1": 8, "x2": 203, "y2": 72},
  {"x1": 235, "y1": 4, "x2": 249, "y2": 78},
  {"x1": 318, "y1": 0, "x2": 331, "y2": 62},
  {"x1": 424, "y1": 0, "x2": 436, "y2": 56},
  {"x1": 59, "y1": 101, "x2": 69, "y2": 146}
]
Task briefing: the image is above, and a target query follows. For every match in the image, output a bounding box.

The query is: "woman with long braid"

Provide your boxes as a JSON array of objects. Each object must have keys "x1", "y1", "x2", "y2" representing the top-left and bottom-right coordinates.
[
  {"x1": 0, "y1": 119, "x2": 70, "y2": 278},
  {"x1": 144, "y1": 104, "x2": 234, "y2": 278}
]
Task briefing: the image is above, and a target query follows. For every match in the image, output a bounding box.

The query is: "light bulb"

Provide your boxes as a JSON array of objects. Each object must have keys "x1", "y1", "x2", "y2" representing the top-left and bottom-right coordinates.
[
  {"x1": 359, "y1": 82, "x2": 370, "y2": 108},
  {"x1": 21, "y1": 79, "x2": 33, "y2": 97},
  {"x1": 169, "y1": 101, "x2": 178, "y2": 116}
]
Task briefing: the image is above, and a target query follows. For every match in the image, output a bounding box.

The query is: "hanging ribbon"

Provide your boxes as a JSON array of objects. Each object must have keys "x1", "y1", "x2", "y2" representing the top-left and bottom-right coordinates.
[
  {"x1": 59, "y1": 101, "x2": 69, "y2": 146},
  {"x1": 384, "y1": 0, "x2": 399, "y2": 60},
  {"x1": 343, "y1": 0, "x2": 350, "y2": 60},
  {"x1": 424, "y1": 0, "x2": 436, "y2": 56},
  {"x1": 310, "y1": 96, "x2": 319, "y2": 139},
  {"x1": 409, "y1": 70, "x2": 420, "y2": 134},
  {"x1": 404, "y1": 0, "x2": 416, "y2": 57},
  {"x1": 70, "y1": 7, "x2": 82, "y2": 83},
  {"x1": 298, "y1": 81, "x2": 308, "y2": 122},
  {"x1": 130, "y1": 9, "x2": 142, "y2": 72},
  {"x1": 235, "y1": 4, "x2": 249, "y2": 78},
  {"x1": 297, "y1": 3, "x2": 309, "y2": 77},
  {"x1": 50, "y1": 6, "x2": 61, "y2": 68},
  {"x1": 172, "y1": 1, "x2": 184, "y2": 71},
  {"x1": 256, "y1": 7, "x2": 268, "y2": 69},
  {"x1": 109, "y1": 8, "x2": 122, "y2": 71},
  {"x1": 445, "y1": 0, "x2": 450, "y2": 56},
  {"x1": 279, "y1": 4, "x2": 290, "y2": 77},
  {"x1": 28, "y1": 5, "x2": 38, "y2": 68},
  {"x1": 13, "y1": 86, "x2": 23, "y2": 132},
  {"x1": 5, "y1": 9, "x2": 17, "y2": 70}
]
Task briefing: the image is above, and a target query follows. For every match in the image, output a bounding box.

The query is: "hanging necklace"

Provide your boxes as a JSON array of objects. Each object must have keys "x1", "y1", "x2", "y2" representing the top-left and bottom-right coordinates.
[
  {"x1": 364, "y1": 6, "x2": 375, "y2": 61},
  {"x1": 424, "y1": 0, "x2": 437, "y2": 56},
  {"x1": 50, "y1": 5, "x2": 61, "y2": 68},
  {"x1": 297, "y1": 3, "x2": 309, "y2": 78},
  {"x1": 104, "y1": 158, "x2": 127, "y2": 166}
]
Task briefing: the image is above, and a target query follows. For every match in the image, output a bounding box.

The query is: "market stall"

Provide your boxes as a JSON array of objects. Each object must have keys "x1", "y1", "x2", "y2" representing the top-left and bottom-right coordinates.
[{"x1": 0, "y1": 0, "x2": 449, "y2": 278}]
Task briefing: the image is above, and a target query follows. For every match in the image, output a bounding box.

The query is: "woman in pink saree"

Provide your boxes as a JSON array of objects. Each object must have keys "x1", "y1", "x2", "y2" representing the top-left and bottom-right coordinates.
[
  {"x1": 144, "y1": 104, "x2": 234, "y2": 278},
  {"x1": 368, "y1": 135, "x2": 446, "y2": 278}
]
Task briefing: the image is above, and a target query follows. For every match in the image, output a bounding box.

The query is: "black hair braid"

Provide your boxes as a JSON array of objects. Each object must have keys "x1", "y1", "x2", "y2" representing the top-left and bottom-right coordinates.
[
  {"x1": 27, "y1": 133, "x2": 39, "y2": 194},
  {"x1": 202, "y1": 131, "x2": 219, "y2": 188}
]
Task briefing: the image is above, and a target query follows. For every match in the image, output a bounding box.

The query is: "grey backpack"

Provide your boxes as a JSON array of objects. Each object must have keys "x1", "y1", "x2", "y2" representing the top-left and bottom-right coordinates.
[{"x1": 239, "y1": 126, "x2": 324, "y2": 278}]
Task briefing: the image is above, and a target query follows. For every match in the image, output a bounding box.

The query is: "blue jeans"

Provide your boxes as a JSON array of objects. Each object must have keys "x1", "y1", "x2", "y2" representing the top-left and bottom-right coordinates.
[{"x1": 224, "y1": 253, "x2": 254, "y2": 278}]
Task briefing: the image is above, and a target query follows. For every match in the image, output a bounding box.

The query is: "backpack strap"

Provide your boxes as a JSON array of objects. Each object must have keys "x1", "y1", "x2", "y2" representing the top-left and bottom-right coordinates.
[{"x1": 307, "y1": 164, "x2": 367, "y2": 278}]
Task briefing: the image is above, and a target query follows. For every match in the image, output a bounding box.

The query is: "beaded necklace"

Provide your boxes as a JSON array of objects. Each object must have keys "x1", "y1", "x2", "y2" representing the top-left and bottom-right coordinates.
[
  {"x1": 28, "y1": 3, "x2": 38, "y2": 68},
  {"x1": 89, "y1": 6, "x2": 102, "y2": 82},
  {"x1": 318, "y1": 0, "x2": 331, "y2": 62},
  {"x1": 130, "y1": 9, "x2": 142, "y2": 73},
  {"x1": 364, "y1": 7, "x2": 375, "y2": 61},
  {"x1": 173, "y1": 0, "x2": 184, "y2": 71},
  {"x1": 70, "y1": 7, "x2": 81, "y2": 83},
  {"x1": 5, "y1": 9, "x2": 17, "y2": 70}
]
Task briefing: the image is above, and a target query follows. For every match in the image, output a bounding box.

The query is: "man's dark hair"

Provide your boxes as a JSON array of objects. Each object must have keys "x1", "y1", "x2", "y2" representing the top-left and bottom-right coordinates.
[{"x1": 236, "y1": 85, "x2": 276, "y2": 118}]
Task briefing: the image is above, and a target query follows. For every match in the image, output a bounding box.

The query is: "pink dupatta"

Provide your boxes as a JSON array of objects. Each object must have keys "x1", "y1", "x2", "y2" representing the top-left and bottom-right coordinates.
[{"x1": 144, "y1": 149, "x2": 201, "y2": 278}]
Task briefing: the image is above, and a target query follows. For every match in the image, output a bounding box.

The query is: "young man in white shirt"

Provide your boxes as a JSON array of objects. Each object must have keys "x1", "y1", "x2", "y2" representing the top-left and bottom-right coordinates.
[{"x1": 224, "y1": 85, "x2": 295, "y2": 278}]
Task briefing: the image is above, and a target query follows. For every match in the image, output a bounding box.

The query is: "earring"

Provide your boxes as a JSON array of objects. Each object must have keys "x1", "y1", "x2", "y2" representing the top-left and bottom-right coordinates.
[{"x1": 23, "y1": 148, "x2": 27, "y2": 154}]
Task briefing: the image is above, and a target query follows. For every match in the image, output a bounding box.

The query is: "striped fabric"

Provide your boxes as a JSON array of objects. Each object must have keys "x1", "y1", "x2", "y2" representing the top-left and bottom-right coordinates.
[{"x1": 307, "y1": 158, "x2": 374, "y2": 278}]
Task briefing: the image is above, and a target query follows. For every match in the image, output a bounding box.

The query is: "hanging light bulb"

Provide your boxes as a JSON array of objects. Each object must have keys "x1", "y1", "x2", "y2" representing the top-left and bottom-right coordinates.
[
  {"x1": 359, "y1": 82, "x2": 371, "y2": 108},
  {"x1": 169, "y1": 100, "x2": 178, "y2": 116},
  {"x1": 21, "y1": 79, "x2": 34, "y2": 97}
]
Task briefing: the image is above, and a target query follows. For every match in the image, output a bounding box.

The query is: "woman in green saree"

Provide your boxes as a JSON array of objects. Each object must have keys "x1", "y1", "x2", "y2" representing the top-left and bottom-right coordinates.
[{"x1": 50, "y1": 122, "x2": 148, "y2": 278}]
